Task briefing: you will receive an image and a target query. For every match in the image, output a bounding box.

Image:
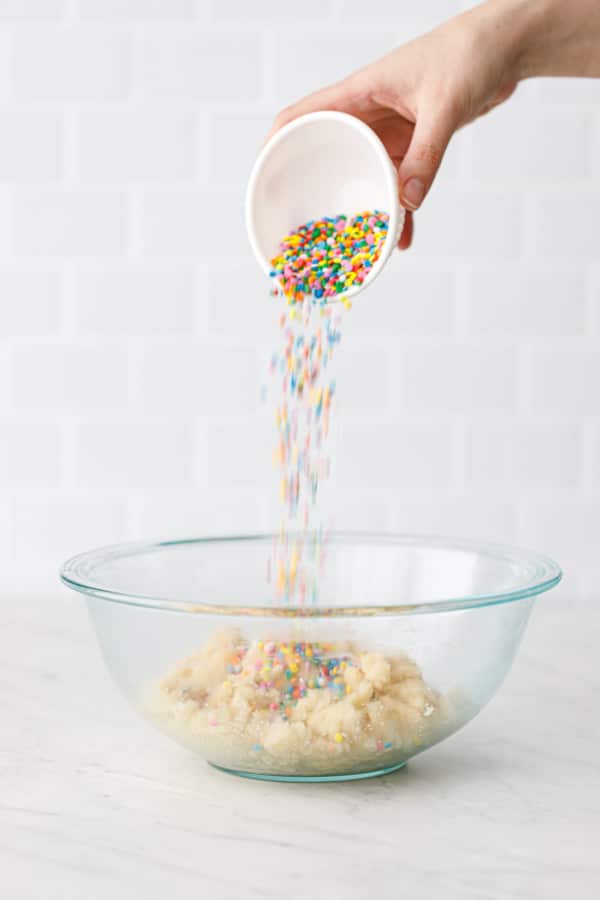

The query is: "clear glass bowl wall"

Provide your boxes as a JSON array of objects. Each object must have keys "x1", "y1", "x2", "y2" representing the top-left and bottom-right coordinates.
[{"x1": 61, "y1": 534, "x2": 561, "y2": 781}]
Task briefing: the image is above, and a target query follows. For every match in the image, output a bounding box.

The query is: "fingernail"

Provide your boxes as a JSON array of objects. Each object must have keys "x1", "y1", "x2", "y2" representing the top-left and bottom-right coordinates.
[{"x1": 401, "y1": 177, "x2": 425, "y2": 210}]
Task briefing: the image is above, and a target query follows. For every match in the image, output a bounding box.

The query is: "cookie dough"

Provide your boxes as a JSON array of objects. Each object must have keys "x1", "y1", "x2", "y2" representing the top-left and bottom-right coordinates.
[{"x1": 147, "y1": 630, "x2": 452, "y2": 777}]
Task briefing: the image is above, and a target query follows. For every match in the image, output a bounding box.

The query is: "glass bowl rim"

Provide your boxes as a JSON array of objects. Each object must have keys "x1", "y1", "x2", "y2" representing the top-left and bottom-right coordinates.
[{"x1": 59, "y1": 531, "x2": 562, "y2": 618}]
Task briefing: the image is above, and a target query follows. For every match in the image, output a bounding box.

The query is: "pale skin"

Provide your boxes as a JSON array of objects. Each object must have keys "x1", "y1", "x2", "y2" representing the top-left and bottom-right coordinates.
[{"x1": 270, "y1": 0, "x2": 600, "y2": 248}]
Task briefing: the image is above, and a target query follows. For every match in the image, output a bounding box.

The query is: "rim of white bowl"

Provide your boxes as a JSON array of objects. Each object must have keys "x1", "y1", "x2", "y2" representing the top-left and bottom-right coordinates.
[
  {"x1": 244, "y1": 110, "x2": 403, "y2": 304},
  {"x1": 60, "y1": 532, "x2": 562, "y2": 618}
]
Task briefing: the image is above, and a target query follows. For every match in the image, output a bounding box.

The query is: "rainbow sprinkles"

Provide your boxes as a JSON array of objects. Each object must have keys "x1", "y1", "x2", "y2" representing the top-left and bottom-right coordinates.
[
  {"x1": 270, "y1": 210, "x2": 389, "y2": 308},
  {"x1": 267, "y1": 210, "x2": 389, "y2": 604}
]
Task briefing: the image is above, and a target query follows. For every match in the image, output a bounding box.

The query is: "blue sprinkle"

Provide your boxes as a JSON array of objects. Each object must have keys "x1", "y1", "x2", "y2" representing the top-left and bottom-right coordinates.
[
  {"x1": 253, "y1": 744, "x2": 262, "y2": 752},
  {"x1": 384, "y1": 741, "x2": 393, "y2": 750}
]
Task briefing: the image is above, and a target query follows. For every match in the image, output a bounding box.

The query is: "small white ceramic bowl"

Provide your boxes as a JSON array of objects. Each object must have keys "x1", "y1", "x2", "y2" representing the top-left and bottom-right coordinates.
[{"x1": 245, "y1": 111, "x2": 404, "y2": 303}]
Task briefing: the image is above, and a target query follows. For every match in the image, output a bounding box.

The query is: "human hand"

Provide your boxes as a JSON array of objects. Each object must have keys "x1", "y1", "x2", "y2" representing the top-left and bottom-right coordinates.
[{"x1": 270, "y1": 1, "x2": 527, "y2": 249}]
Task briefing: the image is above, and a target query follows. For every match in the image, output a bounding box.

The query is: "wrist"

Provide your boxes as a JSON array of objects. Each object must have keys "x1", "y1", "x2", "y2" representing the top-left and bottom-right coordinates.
[
  {"x1": 485, "y1": 0, "x2": 600, "y2": 80},
  {"x1": 462, "y1": 0, "x2": 540, "y2": 85}
]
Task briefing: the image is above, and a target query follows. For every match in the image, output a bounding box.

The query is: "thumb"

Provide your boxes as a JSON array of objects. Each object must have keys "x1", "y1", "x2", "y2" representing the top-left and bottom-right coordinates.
[{"x1": 397, "y1": 109, "x2": 456, "y2": 210}]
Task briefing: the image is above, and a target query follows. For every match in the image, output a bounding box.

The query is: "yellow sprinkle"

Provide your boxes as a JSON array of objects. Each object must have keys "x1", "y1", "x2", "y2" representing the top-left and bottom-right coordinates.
[
  {"x1": 334, "y1": 732, "x2": 344, "y2": 743},
  {"x1": 277, "y1": 566, "x2": 285, "y2": 592}
]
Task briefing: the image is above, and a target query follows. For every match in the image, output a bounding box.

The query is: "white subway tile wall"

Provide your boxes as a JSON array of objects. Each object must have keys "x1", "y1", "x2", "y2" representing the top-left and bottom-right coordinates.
[
  {"x1": 0, "y1": 0, "x2": 597, "y2": 604},
  {"x1": 13, "y1": 28, "x2": 132, "y2": 100}
]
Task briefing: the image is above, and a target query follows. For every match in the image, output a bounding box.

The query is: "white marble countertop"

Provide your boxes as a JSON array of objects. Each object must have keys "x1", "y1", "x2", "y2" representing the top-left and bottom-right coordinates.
[{"x1": 2, "y1": 593, "x2": 599, "y2": 900}]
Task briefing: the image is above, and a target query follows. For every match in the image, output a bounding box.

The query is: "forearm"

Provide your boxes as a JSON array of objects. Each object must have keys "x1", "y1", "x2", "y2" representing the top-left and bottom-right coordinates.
[{"x1": 484, "y1": 0, "x2": 600, "y2": 79}]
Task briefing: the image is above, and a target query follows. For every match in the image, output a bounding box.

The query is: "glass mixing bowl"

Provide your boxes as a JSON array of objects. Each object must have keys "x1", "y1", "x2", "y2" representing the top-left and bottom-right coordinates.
[{"x1": 60, "y1": 533, "x2": 561, "y2": 783}]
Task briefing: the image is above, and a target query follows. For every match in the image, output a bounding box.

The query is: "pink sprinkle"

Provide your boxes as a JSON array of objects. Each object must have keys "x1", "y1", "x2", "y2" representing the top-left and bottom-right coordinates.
[
  {"x1": 210, "y1": 720, "x2": 218, "y2": 728},
  {"x1": 366, "y1": 233, "x2": 375, "y2": 245},
  {"x1": 376, "y1": 740, "x2": 384, "y2": 752},
  {"x1": 269, "y1": 702, "x2": 278, "y2": 711}
]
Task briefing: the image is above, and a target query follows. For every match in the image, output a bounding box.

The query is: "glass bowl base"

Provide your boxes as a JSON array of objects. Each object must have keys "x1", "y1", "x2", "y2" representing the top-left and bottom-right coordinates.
[{"x1": 209, "y1": 760, "x2": 408, "y2": 783}]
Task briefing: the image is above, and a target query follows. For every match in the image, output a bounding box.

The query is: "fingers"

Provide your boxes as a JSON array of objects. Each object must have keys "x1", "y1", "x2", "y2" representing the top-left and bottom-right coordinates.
[
  {"x1": 397, "y1": 108, "x2": 457, "y2": 210},
  {"x1": 371, "y1": 114, "x2": 414, "y2": 161},
  {"x1": 397, "y1": 211, "x2": 413, "y2": 250},
  {"x1": 268, "y1": 77, "x2": 364, "y2": 140}
]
